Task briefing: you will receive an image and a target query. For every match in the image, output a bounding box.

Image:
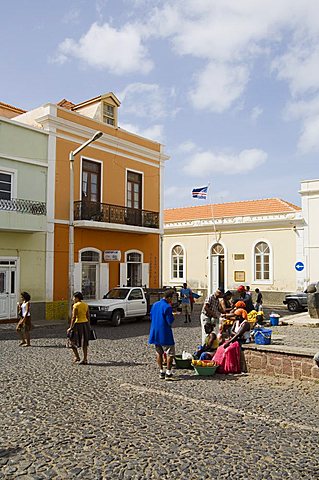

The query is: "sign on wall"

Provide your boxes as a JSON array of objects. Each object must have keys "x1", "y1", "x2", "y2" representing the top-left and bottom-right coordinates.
[
  {"x1": 295, "y1": 261, "x2": 304, "y2": 272},
  {"x1": 234, "y1": 271, "x2": 246, "y2": 282},
  {"x1": 104, "y1": 250, "x2": 121, "y2": 262}
]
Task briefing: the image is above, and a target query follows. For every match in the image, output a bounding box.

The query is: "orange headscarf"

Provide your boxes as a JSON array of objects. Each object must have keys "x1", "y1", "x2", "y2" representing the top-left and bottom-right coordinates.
[
  {"x1": 235, "y1": 301, "x2": 246, "y2": 309},
  {"x1": 234, "y1": 308, "x2": 248, "y2": 320}
]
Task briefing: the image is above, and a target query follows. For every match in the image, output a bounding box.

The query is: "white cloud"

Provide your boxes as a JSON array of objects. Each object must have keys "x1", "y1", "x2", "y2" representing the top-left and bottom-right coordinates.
[
  {"x1": 189, "y1": 62, "x2": 249, "y2": 112},
  {"x1": 297, "y1": 115, "x2": 319, "y2": 154},
  {"x1": 119, "y1": 83, "x2": 171, "y2": 119},
  {"x1": 119, "y1": 122, "x2": 164, "y2": 142},
  {"x1": 183, "y1": 147, "x2": 267, "y2": 177},
  {"x1": 176, "y1": 141, "x2": 197, "y2": 154},
  {"x1": 250, "y1": 106, "x2": 263, "y2": 123},
  {"x1": 55, "y1": 22, "x2": 153, "y2": 74},
  {"x1": 273, "y1": 45, "x2": 319, "y2": 97}
]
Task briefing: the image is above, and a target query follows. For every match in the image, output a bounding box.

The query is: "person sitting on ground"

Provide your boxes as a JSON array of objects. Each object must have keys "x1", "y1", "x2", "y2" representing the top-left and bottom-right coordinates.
[
  {"x1": 224, "y1": 309, "x2": 250, "y2": 347},
  {"x1": 194, "y1": 323, "x2": 219, "y2": 360}
]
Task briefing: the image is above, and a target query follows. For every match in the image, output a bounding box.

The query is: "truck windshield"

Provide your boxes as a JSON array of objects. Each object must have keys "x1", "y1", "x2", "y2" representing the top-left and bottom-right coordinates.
[{"x1": 105, "y1": 289, "x2": 130, "y2": 300}]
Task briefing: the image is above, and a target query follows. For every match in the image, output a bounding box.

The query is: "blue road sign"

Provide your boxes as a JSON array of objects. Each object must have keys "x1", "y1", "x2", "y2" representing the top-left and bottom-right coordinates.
[{"x1": 295, "y1": 261, "x2": 305, "y2": 272}]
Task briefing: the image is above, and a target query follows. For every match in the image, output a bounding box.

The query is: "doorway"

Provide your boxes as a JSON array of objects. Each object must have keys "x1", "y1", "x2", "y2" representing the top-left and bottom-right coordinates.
[
  {"x1": 0, "y1": 259, "x2": 17, "y2": 319},
  {"x1": 126, "y1": 252, "x2": 142, "y2": 287},
  {"x1": 211, "y1": 244, "x2": 225, "y2": 292},
  {"x1": 80, "y1": 250, "x2": 100, "y2": 300}
]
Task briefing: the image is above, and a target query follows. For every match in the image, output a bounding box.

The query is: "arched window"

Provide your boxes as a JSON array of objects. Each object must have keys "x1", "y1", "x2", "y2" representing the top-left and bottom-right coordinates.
[
  {"x1": 171, "y1": 245, "x2": 184, "y2": 280},
  {"x1": 254, "y1": 242, "x2": 270, "y2": 281},
  {"x1": 211, "y1": 243, "x2": 224, "y2": 255}
]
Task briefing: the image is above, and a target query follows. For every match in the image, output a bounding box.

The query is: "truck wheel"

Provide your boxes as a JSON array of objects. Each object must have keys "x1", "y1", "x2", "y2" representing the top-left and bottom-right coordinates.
[
  {"x1": 287, "y1": 300, "x2": 300, "y2": 312},
  {"x1": 111, "y1": 310, "x2": 122, "y2": 327}
]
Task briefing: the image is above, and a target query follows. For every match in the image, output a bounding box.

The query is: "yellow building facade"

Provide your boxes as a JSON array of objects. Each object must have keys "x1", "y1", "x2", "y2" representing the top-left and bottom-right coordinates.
[{"x1": 16, "y1": 93, "x2": 168, "y2": 318}]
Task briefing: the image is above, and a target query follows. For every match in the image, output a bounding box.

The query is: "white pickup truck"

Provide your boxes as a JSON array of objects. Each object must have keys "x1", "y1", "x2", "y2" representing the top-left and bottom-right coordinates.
[{"x1": 87, "y1": 287, "x2": 148, "y2": 326}]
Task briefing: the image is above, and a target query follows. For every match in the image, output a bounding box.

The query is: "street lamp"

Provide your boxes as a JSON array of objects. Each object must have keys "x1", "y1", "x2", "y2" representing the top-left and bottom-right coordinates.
[{"x1": 68, "y1": 131, "x2": 103, "y2": 317}]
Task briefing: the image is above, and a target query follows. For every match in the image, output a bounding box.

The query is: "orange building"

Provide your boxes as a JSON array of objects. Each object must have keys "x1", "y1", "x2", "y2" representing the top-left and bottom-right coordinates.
[{"x1": 15, "y1": 93, "x2": 169, "y2": 318}]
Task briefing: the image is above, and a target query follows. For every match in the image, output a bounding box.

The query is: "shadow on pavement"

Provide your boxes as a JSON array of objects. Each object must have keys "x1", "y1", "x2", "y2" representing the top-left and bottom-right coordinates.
[
  {"x1": 0, "y1": 446, "x2": 21, "y2": 458},
  {"x1": 88, "y1": 361, "x2": 145, "y2": 367}
]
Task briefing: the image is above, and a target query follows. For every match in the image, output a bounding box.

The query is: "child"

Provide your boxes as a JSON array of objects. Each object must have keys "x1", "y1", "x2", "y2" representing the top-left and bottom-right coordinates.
[{"x1": 194, "y1": 323, "x2": 219, "y2": 360}]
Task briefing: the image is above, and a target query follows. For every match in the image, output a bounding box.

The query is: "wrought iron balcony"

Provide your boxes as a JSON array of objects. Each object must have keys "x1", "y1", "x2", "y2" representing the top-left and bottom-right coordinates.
[
  {"x1": 0, "y1": 198, "x2": 46, "y2": 215},
  {"x1": 74, "y1": 201, "x2": 159, "y2": 229}
]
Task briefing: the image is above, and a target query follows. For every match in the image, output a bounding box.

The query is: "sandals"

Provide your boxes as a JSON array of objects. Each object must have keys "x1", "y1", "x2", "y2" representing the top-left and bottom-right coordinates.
[{"x1": 79, "y1": 360, "x2": 88, "y2": 365}]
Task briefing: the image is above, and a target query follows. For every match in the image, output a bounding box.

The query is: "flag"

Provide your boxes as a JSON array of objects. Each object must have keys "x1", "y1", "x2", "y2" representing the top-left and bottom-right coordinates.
[{"x1": 192, "y1": 186, "x2": 209, "y2": 199}]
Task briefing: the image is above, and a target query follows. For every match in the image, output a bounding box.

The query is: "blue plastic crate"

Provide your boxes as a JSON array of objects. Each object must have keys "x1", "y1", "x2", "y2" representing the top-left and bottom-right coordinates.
[{"x1": 254, "y1": 328, "x2": 272, "y2": 345}]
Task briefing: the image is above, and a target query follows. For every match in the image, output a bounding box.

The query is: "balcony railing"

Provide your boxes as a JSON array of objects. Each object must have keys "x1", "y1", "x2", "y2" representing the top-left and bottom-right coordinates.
[
  {"x1": 74, "y1": 201, "x2": 160, "y2": 229},
  {"x1": 0, "y1": 198, "x2": 46, "y2": 216}
]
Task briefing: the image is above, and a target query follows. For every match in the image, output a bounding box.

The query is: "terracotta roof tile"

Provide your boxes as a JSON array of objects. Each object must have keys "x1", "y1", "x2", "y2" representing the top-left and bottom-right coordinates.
[
  {"x1": 0, "y1": 101, "x2": 26, "y2": 115},
  {"x1": 57, "y1": 98, "x2": 76, "y2": 110},
  {"x1": 164, "y1": 198, "x2": 301, "y2": 223}
]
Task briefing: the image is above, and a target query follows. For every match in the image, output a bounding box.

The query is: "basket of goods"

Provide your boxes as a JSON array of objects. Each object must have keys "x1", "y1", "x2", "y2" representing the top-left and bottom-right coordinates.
[
  {"x1": 192, "y1": 359, "x2": 219, "y2": 376},
  {"x1": 254, "y1": 328, "x2": 272, "y2": 345},
  {"x1": 175, "y1": 354, "x2": 193, "y2": 369}
]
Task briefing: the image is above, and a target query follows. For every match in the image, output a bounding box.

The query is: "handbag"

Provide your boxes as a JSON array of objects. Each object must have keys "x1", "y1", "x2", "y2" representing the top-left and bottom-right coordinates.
[
  {"x1": 89, "y1": 328, "x2": 97, "y2": 341},
  {"x1": 67, "y1": 329, "x2": 74, "y2": 339}
]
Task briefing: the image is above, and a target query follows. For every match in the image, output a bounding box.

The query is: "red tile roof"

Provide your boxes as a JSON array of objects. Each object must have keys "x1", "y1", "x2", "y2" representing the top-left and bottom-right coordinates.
[
  {"x1": 164, "y1": 198, "x2": 301, "y2": 223},
  {"x1": 0, "y1": 101, "x2": 26, "y2": 116},
  {"x1": 57, "y1": 99, "x2": 76, "y2": 110}
]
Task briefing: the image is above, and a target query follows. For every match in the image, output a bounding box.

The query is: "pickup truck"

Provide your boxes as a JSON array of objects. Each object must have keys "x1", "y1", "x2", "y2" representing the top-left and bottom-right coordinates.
[{"x1": 87, "y1": 287, "x2": 148, "y2": 326}]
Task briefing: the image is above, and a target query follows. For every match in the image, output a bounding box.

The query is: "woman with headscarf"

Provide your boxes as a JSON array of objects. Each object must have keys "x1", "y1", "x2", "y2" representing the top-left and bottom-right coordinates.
[{"x1": 213, "y1": 308, "x2": 250, "y2": 374}]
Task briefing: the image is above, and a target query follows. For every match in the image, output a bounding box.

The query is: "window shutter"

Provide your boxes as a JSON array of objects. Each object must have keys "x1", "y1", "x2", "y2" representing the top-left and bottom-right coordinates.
[
  {"x1": 74, "y1": 263, "x2": 82, "y2": 292},
  {"x1": 120, "y1": 263, "x2": 127, "y2": 287},
  {"x1": 99, "y1": 263, "x2": 109, "y2": 298},
  {"x1": 142, "y1": 263, "x2": 150, "y2": 288}
]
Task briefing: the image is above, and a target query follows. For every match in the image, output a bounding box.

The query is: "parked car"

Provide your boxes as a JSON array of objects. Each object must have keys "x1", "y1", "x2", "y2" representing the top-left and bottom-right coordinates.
[
  {"x1": 87, "y1": 287, "x2": 148, "y2": 326},
  {"x1": 283, "y1": 292, "x2": 308, "y2": 312}
]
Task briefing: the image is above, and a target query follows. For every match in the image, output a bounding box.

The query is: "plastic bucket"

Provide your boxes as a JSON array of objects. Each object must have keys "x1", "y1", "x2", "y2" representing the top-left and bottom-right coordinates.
[
  {"x1": 269, "y1": 314, "x2": 280, "y2": 326},
  {"x1": 254, "y1": 328, "x2": 272, "y2": 345},
  {"x1": 175, "y1": 355, "x2": 193, "y2": 369}
]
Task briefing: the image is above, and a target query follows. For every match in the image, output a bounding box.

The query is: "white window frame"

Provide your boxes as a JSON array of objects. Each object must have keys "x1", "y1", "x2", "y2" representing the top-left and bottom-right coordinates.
[
  {"x1": 170, "y1": 244, "x2": 186, "y2": 282},
  {"x1": 0, "y1": 167, "x2": 17, "y2": 200},
  {"x1": 78, "y1": 247, "x2": 102, "y2": 299},
  {"x1": 252, "y1": 239, "x2": 273, "y2": 285},
  {"x1": 125, "y1": 168, "x2": 144, "y2": 210}
]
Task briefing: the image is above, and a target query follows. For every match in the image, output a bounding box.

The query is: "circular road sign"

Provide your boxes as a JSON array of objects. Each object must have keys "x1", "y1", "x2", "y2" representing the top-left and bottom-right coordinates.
[{"x1": 295, "y1": 261, "x2": 305, "y2": 272}]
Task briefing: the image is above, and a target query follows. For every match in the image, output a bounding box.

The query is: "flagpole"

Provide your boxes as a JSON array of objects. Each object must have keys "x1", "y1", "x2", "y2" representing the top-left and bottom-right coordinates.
[{"x1": 207, "y1": 183, "x2": 220, "y2": 243}]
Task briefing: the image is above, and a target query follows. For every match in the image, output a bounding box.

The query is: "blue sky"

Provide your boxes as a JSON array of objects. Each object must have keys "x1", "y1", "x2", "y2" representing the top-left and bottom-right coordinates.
[{"x1": 2, "y1": 0, "x2": 319, "y2": 208}]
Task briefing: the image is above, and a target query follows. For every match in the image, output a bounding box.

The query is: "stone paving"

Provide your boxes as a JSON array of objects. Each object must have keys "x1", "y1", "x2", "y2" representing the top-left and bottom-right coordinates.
[{"x1": 0, "y1": 314, "x2": 319, "y2": 480}]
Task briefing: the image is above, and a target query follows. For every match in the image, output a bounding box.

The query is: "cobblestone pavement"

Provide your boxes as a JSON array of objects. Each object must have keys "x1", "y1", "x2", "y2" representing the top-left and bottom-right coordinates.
[{"x1": 1, "y1": 316, "x2": 319, "y2": 480}]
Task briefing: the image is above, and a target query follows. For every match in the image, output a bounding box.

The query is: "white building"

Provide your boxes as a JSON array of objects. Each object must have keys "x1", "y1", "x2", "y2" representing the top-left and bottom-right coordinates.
[{"x1": 163, "y1": 182, "x2": 319, "y2": 303}]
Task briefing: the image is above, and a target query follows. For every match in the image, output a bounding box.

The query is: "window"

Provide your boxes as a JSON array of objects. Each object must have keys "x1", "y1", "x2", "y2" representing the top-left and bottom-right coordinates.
[
  {"x1": 211, "y1": 244, "x2": 224, "y2": 255},
  {"x1": 128, "y1": 288, "x2": 143, "y2": 300},
  {"x1": 82, "y1": 160, "x2": 101, "y2": 203},
  {"x1": 127, "y1": 171, "x2": 142, "y2": 210},
  {"x1": 80, "y1": 249, "x2": 101, "y2": 299},
  {"x1": 254, "y1": 242, "x2": 270, "y2": 281},
  {"x1": 171, "y1": 245, "x2": 184, "y2": 280},
  {"x1": 0, "y1": 172, "x2": 12, "y2": 200},
  {"x1": 103, "y1": 103, "x2": 115, "y2": 125}
]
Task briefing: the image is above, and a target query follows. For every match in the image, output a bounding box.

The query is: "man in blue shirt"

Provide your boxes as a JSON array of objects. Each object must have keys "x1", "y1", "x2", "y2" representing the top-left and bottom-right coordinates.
[
  {"x1": 149, "y1": 289, "x2": 175, "y2": 380},
  {"x1": 180, "y1": 282, "x2": 192, "y2": 324}
]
